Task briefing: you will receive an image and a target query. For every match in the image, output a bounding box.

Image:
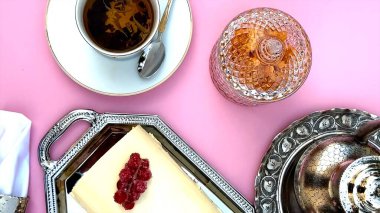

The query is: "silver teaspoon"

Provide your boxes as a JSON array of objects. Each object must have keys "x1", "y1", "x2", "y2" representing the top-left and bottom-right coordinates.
[{"x1": 138, "y1": 0, "x2": 173, "y2": 78}]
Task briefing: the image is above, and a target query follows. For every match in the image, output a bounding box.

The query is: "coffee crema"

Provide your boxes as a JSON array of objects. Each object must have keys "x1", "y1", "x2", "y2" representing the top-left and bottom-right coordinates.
[{"x1": 83, "y1": 0, "x2": 154, "y2": 52}]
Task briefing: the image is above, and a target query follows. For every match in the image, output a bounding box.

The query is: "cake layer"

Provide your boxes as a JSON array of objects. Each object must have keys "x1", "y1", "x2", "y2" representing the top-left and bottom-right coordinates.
[{"x1": 70, "y1": 125, "x2": 220, "y2": 212}]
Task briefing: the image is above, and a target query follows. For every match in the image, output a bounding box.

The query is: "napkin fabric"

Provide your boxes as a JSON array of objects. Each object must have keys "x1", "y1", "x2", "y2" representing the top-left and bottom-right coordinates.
[{"x1": 0, "y1": 110, "x2": 31, "y2": 197}]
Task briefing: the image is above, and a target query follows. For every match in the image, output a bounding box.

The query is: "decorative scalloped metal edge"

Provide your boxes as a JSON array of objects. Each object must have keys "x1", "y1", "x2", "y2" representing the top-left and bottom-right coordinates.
[
  {"x1": 39, "y1": 110, "x2": 254, "y2": 213},
  {"x1": 254, "y1": 108, "x2": 380, "y2": 213}
]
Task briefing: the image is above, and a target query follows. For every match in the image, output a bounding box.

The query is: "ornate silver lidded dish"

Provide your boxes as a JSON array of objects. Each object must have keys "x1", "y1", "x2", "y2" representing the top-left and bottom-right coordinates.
[{"x1": 255, "y1": 108, "x2": 380, "y2": 213}]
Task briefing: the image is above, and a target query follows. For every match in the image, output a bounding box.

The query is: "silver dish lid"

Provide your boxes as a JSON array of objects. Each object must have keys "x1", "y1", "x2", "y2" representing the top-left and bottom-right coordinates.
[
  {"x1": 339, "y1": 156, "x2": 380, "y2": 213},
  {"x1": 294, "y1": 136, "x2": 378, "y2": 212},
  {"x1": 293, "y1": 118, "x2": 380, "y2": 212},
  {"x1": 254, "y1": 108, "x2": 380, "y2": 213}
]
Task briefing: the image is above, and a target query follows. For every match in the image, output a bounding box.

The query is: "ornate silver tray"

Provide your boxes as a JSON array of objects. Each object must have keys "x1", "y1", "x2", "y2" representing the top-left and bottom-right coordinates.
[
  {"x1": 254, "y1": 108, "x2": 380, "y2": 213},
  {"x1": 38, "y1": 109, "x2": 254, "y2": 213}
]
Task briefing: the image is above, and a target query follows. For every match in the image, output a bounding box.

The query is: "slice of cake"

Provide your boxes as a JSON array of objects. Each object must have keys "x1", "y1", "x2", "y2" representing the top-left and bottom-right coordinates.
[{"x1": 70, "y1": 125, "x2": 220, "y2": 212}]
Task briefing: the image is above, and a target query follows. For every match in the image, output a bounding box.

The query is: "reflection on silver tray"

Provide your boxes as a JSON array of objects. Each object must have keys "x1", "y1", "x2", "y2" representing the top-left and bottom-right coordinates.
[
  {"x1": 339, "y1": 155, "x2": 380, "y2": 212},
  {"x1": 254, "y1": 108, "x2": 380, "y2": 213},
  {"x1": 38, "y1": 110, "x2": 254, "y2": 213}
]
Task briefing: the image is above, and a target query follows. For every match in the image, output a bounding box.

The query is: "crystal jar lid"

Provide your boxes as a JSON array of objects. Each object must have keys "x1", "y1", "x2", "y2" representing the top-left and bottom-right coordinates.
[
  {"x1": 215, "y1": 7, "x2": 312, "y2": 103},
  {"x1": 339, "y1": 156, "x2": 380, "y2": 212}
]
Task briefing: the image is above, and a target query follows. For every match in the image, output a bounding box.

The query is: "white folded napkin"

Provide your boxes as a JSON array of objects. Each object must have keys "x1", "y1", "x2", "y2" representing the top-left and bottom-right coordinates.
[{"x1": 0, "y1": 110, "x2": 31, "y2": 197}]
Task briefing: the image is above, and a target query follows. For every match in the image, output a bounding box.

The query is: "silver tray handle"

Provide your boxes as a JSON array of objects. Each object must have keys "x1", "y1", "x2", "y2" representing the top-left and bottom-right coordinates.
[{"x1": 38, "y1": 109, "x2": 98, "y2": 171}]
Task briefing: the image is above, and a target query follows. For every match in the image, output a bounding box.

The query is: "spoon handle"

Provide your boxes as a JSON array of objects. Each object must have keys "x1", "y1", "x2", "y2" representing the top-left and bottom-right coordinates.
[{"x1": 158, "y1": 0, "x2": 173, "y2": 33}]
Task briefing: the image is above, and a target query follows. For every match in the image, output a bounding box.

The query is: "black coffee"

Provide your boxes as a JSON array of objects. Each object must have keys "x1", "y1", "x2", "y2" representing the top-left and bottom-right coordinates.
[{"x1": 83, "y1": 0, "x2": 154, "y2": 52}]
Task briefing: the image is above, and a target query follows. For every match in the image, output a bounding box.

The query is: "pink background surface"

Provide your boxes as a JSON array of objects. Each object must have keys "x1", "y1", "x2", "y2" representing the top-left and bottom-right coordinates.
[{"x1": 1, "y1": 0, "x2": 380, "y2": 212}]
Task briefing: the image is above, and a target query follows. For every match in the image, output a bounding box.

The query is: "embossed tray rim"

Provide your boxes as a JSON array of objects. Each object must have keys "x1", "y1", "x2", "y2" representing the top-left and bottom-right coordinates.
[{"x1": 38, "y1": 109, "x2": 254, "y2": 213}]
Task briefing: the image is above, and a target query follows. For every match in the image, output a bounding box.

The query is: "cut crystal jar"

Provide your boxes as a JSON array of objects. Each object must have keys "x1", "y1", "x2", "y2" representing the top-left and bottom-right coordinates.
[{"x1": 210, "y1": 8, "x2": 312, "y2": 106}]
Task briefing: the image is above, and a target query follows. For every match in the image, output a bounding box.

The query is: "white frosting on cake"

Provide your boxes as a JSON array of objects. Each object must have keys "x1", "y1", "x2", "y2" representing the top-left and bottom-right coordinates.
[{"x1": 70, "y1": 125, "x2": 220, "y2": 213}]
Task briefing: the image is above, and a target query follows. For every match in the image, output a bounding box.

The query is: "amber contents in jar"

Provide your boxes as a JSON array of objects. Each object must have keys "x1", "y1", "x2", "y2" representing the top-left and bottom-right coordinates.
[{"x1": 226, "y1": 28, "x2": 294, "y2": 92}]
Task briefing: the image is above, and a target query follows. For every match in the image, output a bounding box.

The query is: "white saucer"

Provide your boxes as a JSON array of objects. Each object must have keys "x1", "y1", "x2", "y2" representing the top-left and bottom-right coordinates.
[{"x1": 46, "y1": 0, "x2": 192, "y2": 96}]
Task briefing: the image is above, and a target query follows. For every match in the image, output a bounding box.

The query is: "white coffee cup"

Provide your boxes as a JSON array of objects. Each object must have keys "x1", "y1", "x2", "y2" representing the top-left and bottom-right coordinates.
[{"x1": 75, "y1": 0, "x2": 160, "y2": 58}]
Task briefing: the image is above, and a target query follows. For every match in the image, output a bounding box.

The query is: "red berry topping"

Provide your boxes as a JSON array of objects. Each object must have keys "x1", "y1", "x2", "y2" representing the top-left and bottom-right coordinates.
[
  {"x1": 130, "y1": 153, "x2": 141, "y2": 162},
  {"x1": 119, "y1": 168, "x2": 132, "y2": 182},
  {"x1": 141, "y1": 159, "x2": 149, "y2": 169},
  {"x1": 134, "y1": 180, "x2": 147, "y2": 193},
  {"x1": 130, "y1": 191, "x2": 140, "y2": 201},
  {"x1": 122, "y1": 202, "x2": 135, "y2": 210},
  {"x1": 127, "y1": 159, "x2": 140, "y2": 169},
  {"x1": 138, "y1": 169, "x2": 152, "y2": 181},
  {"x1": 114, "y1": 152, "x2": 152, "y2": 210},
  {"x1": 113, "y1": 190, "x2": 127, "y2": 204},
  {"x1": 125, "y1": 194, "x2": 134, "y2": 203},
  {"x1": 117, "y1": 180, "x2": 129, "y2": 190}
]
